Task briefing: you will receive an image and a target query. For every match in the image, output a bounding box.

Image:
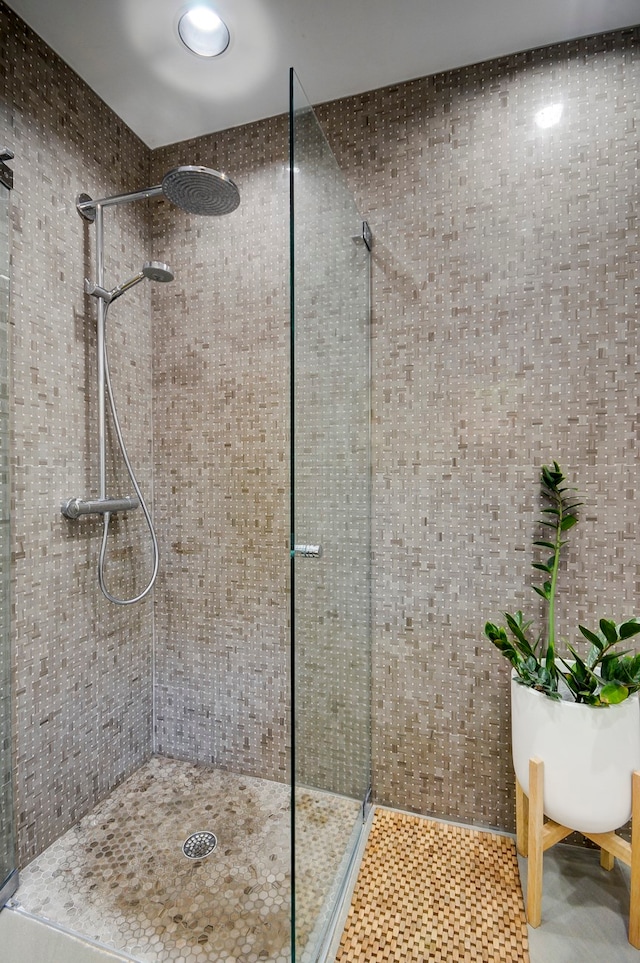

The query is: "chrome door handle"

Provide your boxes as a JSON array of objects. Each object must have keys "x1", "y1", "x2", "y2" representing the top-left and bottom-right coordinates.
[{"x1": 292, "y1": 543, "x2": 323, "y2": 558}]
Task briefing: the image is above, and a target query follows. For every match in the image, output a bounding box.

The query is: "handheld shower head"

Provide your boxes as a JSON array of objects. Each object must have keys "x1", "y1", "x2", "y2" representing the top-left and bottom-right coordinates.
[
  {"x1": 87, "y1": 261, "x2": 175, "y2": 303},
  {"x1": 161, "y1": 165, "x2": 240, "y2": 216},
  {"x1": 142, "y1": 261, "x2": 174, "y2": 283}
]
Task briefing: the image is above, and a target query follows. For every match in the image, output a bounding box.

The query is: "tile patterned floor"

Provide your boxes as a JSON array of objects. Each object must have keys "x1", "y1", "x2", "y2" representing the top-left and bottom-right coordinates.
[
  {"x1": 15, "y1": 758, "x2": 362, "y2": 962},
  {"x1": 294, "y1": 790, "x2": 362, "y2": 962}
]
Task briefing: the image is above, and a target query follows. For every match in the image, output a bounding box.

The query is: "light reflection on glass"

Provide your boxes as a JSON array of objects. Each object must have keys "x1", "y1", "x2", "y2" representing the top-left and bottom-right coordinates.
[{"x1": 535, "y1": 103, "x2": 564, "y2": 129}]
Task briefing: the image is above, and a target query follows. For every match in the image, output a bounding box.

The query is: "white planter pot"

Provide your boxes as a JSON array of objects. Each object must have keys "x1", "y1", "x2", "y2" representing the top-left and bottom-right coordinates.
[{"x1": 511, "y1": 674, "x2": 640, "y2": 834}]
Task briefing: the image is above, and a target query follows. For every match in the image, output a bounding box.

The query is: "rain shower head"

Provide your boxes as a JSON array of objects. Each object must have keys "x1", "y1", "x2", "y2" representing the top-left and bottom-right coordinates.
[
  {"x1": 161, "y1": 165, "x2": 240, "y2": 216},
  {"x1": 77, "y1": 165, "x2": 240, "y2": 220}
]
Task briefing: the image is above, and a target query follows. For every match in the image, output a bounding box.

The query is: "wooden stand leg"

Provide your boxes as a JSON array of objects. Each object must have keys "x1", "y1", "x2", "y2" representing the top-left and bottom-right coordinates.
[
  {"x1": 527, "y1": 757, "x2": 544, "y2": 928},
  {"x1": 518, "y1": 763, "x2": 639, "y2": 947},
  {"x1": 630, "y1": 771, "x2": 640, "y2": 949},
  {"x1": 516, "y1": 777, "x2": 528, "y2": 858},
  {"x1": 600, "y1": 847, "x2": 615, "y2": 871}
]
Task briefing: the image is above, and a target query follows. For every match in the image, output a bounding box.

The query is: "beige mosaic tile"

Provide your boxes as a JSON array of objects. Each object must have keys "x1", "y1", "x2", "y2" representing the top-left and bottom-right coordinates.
[
  {"x1": 290, "y1": 89, "x2": 372, "y2": 804},
  {"x1": 294, "y1": 789, "x2": 363, "y2": 961},
  {"x1": 317, "y1": 26, "x2": 640, "y2": 830},
  {"x1": 4, "y1": 0, "x2": 640, "y2": 891},
  {"x1": 15, "y1": 757, "x2": 364, "y2": 961},
  {"x1": 17, "y1": 757, "x2": 291, "y2": 962},
  {"x1": 0, "y1": 1, "x2": 154, "y2": 865},
  {"x1": 150, "y1": 123, "x2": 291, "y2": 783}
]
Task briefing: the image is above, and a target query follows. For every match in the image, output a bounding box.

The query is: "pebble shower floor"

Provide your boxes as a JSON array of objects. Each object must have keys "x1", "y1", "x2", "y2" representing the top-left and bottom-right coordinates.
[{"x1": 14, "y1": 757, "x2": 360, "y2": 962}]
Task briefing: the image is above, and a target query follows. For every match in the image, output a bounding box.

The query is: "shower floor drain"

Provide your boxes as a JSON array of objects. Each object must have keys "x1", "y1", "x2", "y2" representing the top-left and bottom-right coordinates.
[{"x1": 182, "y1": 831, "x2": 218, "y2": 860}]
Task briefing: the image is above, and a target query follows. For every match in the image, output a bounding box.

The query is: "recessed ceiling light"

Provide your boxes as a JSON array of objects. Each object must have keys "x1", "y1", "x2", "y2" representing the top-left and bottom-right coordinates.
[
  {"x1": 535, "y1": 104, "x2": 563, "y2": 129},
  {"x1": 178, "y1": 5, "x2": 230, "y2": 58}
]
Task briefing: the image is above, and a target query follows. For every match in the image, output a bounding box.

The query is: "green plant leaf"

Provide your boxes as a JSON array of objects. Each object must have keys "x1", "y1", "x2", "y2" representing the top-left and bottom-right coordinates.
[
  {"x1": 581, "y1": 692, "x2": 603, "y2": 706},
  {"x1": 601, "y1": 653, "x2": 638, "y2": 687},
  {"x1": 599, "y1": 619, "x2": 618, "y2": 645},
  {"x1": 619, "y1": 618, "x2": 640, "y2": 640},
  {"x1": 561, "y1": 669, "x2": 580, "y2": 696},
  {"x1": 541, "y1": 463, "x2": 565, "y2": 489},
  {"x1": 482, "y1": 462, "x2": 640, "y2": 706},
  {"x1": 562, "y1": 649, "x2": 599, "y2": 696},
  {"x1": 578, "y1": 625, "x2": 603, "y2": 648},
  {"x1": 533, "y1": 585, "x2": 550, "y2": 600},
  {"x1": 484, "y1": 622, "x2": 524, "y2": 668},
  {"x1": 504, "y1": 610, "x2": 533, "y2": 634},
  {"x1": 600, "y1": 655, "x2": 617, "y2": 680},
  {"x1": 600, "y1": 681, "x2": 629, "y2": 705},
  {"x1": 504, "y1": 611, "x2": 537, "y2": 659}
]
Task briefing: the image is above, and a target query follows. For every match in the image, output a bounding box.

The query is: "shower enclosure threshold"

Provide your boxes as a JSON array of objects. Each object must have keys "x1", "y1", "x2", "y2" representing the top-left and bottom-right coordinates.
[{"x1": 0, "y1": 903, "x2": 138, "y2": 962}]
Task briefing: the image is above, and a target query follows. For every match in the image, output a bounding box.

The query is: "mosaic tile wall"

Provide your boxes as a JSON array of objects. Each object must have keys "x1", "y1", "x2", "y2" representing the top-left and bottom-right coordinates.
[
  {"x1": 315, "y1": 27, "x2": 640, "y2": 829},
  {"x1": 0, "y1": 2, "x2": 155, "y2": 864},
  {"x1": 149, "y1": 123, "x2": 291, "y2": 780},
  {"x1": 149, "y1": 27, "x2": 639, "y2": 833},
  {"x1": 3, "y1": 0, "x2": 639, "y2": 876},
  {"x1": 291, "y1": 90, "x2": 371, "y2": 799},
  {"x1": 150, "y1": 99, "x2": 372, "y2": 802}
]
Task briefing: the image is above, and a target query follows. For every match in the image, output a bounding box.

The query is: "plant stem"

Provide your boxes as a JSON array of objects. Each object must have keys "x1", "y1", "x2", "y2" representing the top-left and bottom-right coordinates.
[{"x1": 547, "y1": 486, "x2": 564, "y2": 650}]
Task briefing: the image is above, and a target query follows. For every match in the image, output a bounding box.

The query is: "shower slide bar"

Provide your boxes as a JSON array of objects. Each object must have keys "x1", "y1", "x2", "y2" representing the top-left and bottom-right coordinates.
[
  {"x1": 61, "y1": 496, "x2": 140, "y2": 519},
  {"x1": 63, "y1": 166, "x2": 240, "y2": 603}
]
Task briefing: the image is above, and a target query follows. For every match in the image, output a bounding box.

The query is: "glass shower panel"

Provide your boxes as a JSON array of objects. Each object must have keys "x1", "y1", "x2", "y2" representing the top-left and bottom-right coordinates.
[
  {"x1": 0, "y1": 178, "x2": 16, "y2": 908},
  {"x1": 290, "y1": 69, "x2": 371, "y2": 961}
]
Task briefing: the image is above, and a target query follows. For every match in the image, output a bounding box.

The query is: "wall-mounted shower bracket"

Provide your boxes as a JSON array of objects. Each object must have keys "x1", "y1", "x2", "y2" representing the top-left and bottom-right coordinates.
[
  {"x1": 61, "y1": 496, "x2": 140, "y2": 520},
  {"x1": 76, "y1": 192, "x2": 96, "y2": 222},
  {"x1": 0, "y1": 148, "x2": 14, "y2": 191},
  {"x1": 351, "y1": 221, "x2": 372, "y2": 251},
  {"x1": 85, "y1": 279, "x2": 112, "y2": 302},
  {"x1": 362, "y1": 221, "x2": 372, "y2": 251},
  {"x1": 292, "y1": 543, "x2": 323, "y2": 558}
]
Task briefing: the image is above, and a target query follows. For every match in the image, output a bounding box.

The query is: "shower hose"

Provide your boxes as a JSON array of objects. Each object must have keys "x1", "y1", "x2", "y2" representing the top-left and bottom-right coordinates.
[{"x1": 98, "y1": 301, "x2": 159, "y2": 605}]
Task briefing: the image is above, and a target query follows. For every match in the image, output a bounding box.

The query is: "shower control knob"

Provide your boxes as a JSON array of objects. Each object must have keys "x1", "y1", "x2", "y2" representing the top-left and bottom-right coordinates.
[{"x1": 61, "y1": 497, "x2": 82, "y2": 519}]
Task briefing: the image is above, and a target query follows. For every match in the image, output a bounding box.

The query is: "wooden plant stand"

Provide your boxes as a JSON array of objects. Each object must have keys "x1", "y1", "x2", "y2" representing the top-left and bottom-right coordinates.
[{"x1": 516, "y1": 757, "x2": 640, "y2": 949}]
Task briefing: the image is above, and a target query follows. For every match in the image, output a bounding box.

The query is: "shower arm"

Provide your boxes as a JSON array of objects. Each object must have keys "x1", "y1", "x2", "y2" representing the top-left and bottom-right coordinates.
[{"x1": 77, "y1": 185, "x2": 163, "y2": 221}]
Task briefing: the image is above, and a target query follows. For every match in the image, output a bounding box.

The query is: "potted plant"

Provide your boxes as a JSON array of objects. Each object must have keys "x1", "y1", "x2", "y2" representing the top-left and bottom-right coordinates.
[{"x1": 485, "y1": 462, "x2": 640, "y2": 834}]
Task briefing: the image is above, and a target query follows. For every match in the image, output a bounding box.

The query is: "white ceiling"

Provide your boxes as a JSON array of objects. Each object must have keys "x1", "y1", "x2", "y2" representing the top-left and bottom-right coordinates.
[{"x1": 5, "y1": 0, "x2": 640, "y2": 148}]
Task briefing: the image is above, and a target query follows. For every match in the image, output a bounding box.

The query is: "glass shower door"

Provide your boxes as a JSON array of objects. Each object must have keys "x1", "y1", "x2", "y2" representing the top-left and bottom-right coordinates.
[
  {"x1": 290, "y1": 69, "x2": 371, "y2": 962},
  {"x1": 0, "y1": 175, "x2": 17, "y2": 908}
]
